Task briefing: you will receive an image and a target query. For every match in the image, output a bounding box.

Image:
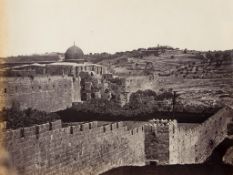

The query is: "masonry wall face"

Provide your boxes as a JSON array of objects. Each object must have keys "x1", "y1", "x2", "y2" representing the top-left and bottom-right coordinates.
[
  {"x1": 0, "y1": 108, "x2": 232, "y2": 174},
  {"x1": 144, "y1": 123, "x2": 170, "y2": 164},
  {"x1": 0, "y1": 76, "x2": 73, "y2": 112},
  {"x1": 169, "y1": 107, "x2": 232, "y2": 164},
  {"x1": 72, "y1": 77, "x2": 81, "y2": 102},
  {"x1": 2, "y1": 121, "x2": 145, "y2": 175}
]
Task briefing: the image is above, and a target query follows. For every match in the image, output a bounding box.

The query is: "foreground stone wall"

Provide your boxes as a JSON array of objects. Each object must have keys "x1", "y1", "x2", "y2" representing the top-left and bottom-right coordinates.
[
  {"x1": 0, "y1": 108, "x2": 231, "y2": 174},
  {"x1": 0, "y1": 76, "x2": 73, "y2": 112},
  {"x1": 1, "y1": 121, "x2": 145, "y2": 175},
  {"x1": 169, "y1": 107, "x2": 232, "y2": 164}
]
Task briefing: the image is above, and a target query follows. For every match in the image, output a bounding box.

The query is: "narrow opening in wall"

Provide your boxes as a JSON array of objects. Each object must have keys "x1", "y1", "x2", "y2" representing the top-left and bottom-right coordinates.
[
  {"x1": 100, "y1": 68, "x2": 103, "y2": 75},
  {"x1": 70, "y1": 126, "x2": 73, "y2": 134},
  {"x1": 89, "y1": 123, "x2": 92, "y2": 129},
  {"x1": 49, "y1": 122, "x2": 52, "y2": 130},
  {"x1": 91, "y1": 93, "x2": 95, "y2": 99},
  {"x1": 35, "y1": 126, "x2": 39, "y2": 139},
  {"x1": 4, "y1": 88, "x2": 7, "y2": 93},
  {"x1": 20, "y1": 128, "x2": 24, "y2": 137},
  {"x1": 103, "y1": 126, "x2": 106, "y2": 132},
  {"x1": 110, "y1": 124, "x2": 113, "y2": 130}
]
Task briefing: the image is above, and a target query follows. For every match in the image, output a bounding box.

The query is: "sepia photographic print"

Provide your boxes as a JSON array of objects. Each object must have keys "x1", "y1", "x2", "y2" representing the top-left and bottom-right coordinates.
[{"x1": 0, "y1": 0, "x2": 233, "y2": 174}]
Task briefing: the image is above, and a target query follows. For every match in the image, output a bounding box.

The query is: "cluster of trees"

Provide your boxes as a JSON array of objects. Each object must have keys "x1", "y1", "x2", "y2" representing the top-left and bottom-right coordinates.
[
  {"x1": 86, "y1": 45, "x2": 177, "y2": 63},
  {"x1": 2, "y1": 89, "x2": 220, "y2": 127},
  {"x1": 127, "y1": 89, "x2": 174, "y2": 109},
  {"x1": 1, "y1": 106, "x2": 60, "y2": 129},
  {"x1": 58, "y1": 88, "x2": 218, "y2": 123},
  {"x1": 206, "y1": 50, "x2": 232, "y2": 60},
  {"x1": 59, "y1": 89, "x2": 176, "y2": 122}
]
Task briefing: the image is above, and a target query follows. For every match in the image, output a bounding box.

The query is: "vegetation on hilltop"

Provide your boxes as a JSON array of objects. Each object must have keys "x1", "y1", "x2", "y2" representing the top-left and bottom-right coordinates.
[{"x1": 85, "y1": 45, "x2": 176, "y2": 63}]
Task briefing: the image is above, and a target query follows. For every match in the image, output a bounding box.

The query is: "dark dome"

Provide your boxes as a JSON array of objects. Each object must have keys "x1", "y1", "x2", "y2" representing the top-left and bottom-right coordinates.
[{"x1": 65, "y1": 45, "x2": 84, "y2": 60}]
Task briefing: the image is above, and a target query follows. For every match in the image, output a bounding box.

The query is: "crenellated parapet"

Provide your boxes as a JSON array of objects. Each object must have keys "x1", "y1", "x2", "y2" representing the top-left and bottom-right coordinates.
[
  {"x1": 0, "y1": 107, "x2": 231, "y2": 174},
  {"x1": 0, "y1": 120, "x2": 145, "y2": 175}
]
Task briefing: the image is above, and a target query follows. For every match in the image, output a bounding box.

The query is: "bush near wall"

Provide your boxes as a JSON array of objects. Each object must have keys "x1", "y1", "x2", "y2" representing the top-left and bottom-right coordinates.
[
  {"x1": 70, "y1": 89, "x2": 173, "y2": 118},
  {"x1": 59, "y1": 89, "x2": 218, "y2": 123},
  {"x1": 0, "y1": 107, "x2": 60, "y2": 129}
]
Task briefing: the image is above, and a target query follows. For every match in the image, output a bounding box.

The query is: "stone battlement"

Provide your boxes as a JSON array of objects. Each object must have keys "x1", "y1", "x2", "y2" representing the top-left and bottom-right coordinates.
[
  {"x1": 1, "y1": 119, "x2": 145, "y2": 175},
  {"x1": 0, "y1": 107, "x2": 232, "y2": 175},
  {"x1": 2, "y1": 120, "x2": 132, "y2": 141}
]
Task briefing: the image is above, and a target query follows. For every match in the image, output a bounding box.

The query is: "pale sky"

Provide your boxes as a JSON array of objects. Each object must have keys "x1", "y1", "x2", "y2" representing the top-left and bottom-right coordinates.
[{"x1": 2, "y1": 0, "x2": 233, "y2": 57}]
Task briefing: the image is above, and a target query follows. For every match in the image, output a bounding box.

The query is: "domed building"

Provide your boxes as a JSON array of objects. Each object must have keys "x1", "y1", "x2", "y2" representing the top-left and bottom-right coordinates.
[{"x1": 64, "y1": 44, "x2": 85, "y2": 63}]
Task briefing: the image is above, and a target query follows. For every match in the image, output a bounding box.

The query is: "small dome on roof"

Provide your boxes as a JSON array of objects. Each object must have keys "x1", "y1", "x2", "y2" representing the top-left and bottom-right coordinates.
[{"x1": 65, "y1": 44, "x2": 84, "y2": 61}]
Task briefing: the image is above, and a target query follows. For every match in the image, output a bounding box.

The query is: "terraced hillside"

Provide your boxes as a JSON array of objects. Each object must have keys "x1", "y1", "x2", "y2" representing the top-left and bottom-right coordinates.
[
  {"x1": 93, "y1": 47, "x2": 233, "y2": 109},
  {"x1": 96, "y1": 47, "x2": 202, "y2": 76}
]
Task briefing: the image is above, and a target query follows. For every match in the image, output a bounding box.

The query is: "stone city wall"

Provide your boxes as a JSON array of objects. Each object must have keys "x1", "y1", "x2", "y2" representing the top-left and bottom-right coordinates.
[
  {"x1": 0, "y1": 76, "x2": 74, "y2": 112},
  {"x1": 0, "y1": 108, "x2": 231, "y2": 175},
  {"x1": 0, "y1": 121, "x2": 145, "y2": 175},
  {"x1": 11, "y1": 63, "x2": 107, "y2": 77},
  {"x1": 169, "y1": 107, "x2": 232, "y2": 164}
]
